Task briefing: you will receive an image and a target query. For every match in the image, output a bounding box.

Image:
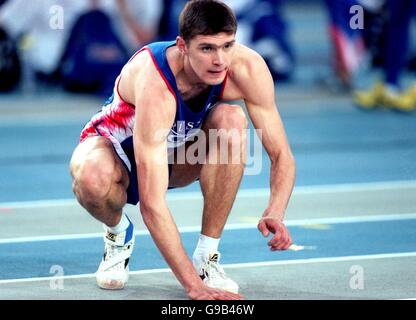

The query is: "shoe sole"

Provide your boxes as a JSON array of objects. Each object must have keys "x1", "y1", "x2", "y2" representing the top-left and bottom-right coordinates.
[
  {"x1": 96, "y1": 271, "x2": 129, "y2": 290},
  {"x1": 224, "y1": 288, "x2": 239, "y2": 294},
  {"x1": 97, "y1": 278, "x2": 126, "y2": 290},
  {"x1": 206, "y1": 284, "x2": 239, "y2": 294}
]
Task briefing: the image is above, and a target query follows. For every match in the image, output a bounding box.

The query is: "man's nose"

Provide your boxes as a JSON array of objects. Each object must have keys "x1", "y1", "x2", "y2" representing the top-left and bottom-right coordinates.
[{"x1": 213, "y1": 51, "x2": 224, "y2": 65}]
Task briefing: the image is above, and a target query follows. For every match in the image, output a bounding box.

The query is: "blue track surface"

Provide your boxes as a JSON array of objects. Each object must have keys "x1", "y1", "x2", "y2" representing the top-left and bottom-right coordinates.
[
  {"x1": 1, "y1": 106, "x2": 416, "y2": 202},
  {"x1": 2, "y1": 218, "x2": 416, "y2": 280}
]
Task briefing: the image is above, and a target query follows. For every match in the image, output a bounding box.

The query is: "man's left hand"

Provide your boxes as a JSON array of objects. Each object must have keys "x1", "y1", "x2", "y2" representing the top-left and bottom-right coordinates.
[{"x1": 257, "y1": 217, "x2": 292, "y2": 251}]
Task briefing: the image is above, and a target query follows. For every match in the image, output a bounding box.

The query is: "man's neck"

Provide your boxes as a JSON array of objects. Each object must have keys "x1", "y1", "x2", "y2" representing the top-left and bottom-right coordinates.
[
  {"x1": 177, "y1": 76, "x2": 210, "y2": 101},
  {"x1": 167, "y1": 46, "x2": 209, "y2": 100},
  {"x1": 177, "y1": 56, "x2": 210, "y2": 100}
]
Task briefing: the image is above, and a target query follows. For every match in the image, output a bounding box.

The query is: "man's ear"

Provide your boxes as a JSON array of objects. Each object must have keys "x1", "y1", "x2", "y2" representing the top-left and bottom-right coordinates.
[{"x1": 176, "y1": 36, "x2": 188, "y2": 54}]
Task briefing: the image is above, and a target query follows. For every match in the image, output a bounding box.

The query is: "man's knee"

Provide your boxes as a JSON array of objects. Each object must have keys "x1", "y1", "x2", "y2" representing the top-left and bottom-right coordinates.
[
  {"x1": 208, "y1": 104, "x2": 248, "y2": 149},
  {"x1": 72, "y1": 158, "x2": 115, "y2": 205},
  {"x1": 205, "y1": 105, "x2": 248, "y2": 164},
  {"x1": 209, "y1": 104, "x2": 248, "y2": 131},
  {"x1": 70, "y1": 139, "x2": 117, "y2": 207}
]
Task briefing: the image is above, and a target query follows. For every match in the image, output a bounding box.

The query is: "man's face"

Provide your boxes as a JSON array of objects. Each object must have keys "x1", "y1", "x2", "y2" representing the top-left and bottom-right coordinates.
[{"x1": 184, "y1": 33, "x2": 236, "y2": 85}]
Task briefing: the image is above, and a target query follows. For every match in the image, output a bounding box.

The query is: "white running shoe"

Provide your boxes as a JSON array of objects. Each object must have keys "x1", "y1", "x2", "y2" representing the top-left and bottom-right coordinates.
[
  {"x1": 96, "y1": 220, "x2": 134, "y2": 290},
  {"x1": 194, "y1": 252, "x2": 239, "y2": 294}
]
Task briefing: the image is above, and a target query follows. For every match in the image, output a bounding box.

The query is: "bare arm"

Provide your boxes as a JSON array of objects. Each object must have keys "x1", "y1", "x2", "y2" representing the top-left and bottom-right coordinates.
[
  {"x1": 131, "y1": 66, "x2": 202, "y2": 294},
  {"x1": 127, "y1": 55, "x2": 242, "y2": 299},
  {"x1": 233, "y1": 51, "x2": 296, "y2": 249}
]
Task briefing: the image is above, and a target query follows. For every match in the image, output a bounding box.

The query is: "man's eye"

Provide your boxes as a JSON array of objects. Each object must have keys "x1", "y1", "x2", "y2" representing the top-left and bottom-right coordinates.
[
  {"x1": 202, "y1": 47, "x2": 212, "y2": 52},
  {"x1": 224, "y1": 43, "x2": 234, "y2": 50}
]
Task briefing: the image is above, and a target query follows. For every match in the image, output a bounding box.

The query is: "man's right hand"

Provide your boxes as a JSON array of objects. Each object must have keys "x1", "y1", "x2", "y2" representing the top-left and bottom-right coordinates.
[{"x1": 188, "y1": 285, "x2": 243, "y2": 300}]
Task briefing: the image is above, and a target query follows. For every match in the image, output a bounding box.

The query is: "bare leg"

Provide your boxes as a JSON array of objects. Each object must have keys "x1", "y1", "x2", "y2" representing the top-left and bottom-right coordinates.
[
  {"x1": 167, "y1": 104, "x2": 248, "y2": 237},
  {"x1": 199, "y1": 104, "x2": 247, "y2": 238},
  {"x1": 164, "y1": 104, "x2": 247, "y2": 293},
  {"x1": 69, "y1": 136, "x2": 129, "y2": 227}
]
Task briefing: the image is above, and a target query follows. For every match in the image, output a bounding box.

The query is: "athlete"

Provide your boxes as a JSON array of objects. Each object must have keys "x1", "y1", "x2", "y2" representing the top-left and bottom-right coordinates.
[{"x1": 70, "y1": 0, "x2": 295, "y2": 300}]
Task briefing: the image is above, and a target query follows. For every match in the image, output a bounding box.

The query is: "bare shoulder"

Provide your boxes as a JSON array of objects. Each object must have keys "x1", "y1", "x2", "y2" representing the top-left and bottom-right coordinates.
[
  {"x1": 118, "y1": 50, "x2": 175, "y2": 108},
  {"x1": 223, "y1": 43, "x2": 274, "y2": 103},
  {"x1": 230, "y1": 44, "x2": 266, "y2": 77}
]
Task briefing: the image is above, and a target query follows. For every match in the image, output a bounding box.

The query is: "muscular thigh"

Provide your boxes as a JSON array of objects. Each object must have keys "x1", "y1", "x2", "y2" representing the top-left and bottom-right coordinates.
[
  {"x1": 168, "y1": 103, "x2": 243, "y2": 188},
  {"x1": 168, "y1": 137, "x2": 204, "y2": 188},
  {"x1": 70, "y1": 136, "x2": 129, "y2": 189}
]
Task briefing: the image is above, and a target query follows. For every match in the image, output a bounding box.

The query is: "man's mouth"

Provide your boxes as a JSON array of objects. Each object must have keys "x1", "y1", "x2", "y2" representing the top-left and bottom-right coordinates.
[{"x1": 208, "y1": 69, "x2": 225, "y2": 74}]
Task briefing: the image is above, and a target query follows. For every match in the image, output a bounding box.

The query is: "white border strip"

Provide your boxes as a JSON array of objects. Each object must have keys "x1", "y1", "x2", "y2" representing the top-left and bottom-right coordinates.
[
  {"x1": 1, "y1": 180, "x2": 416, "y2": 209},
  {"x1": 1, "y1": 251, "x2": 415, "y2": 285},
  {"x1": 1, "y1": 212, "x2": 415, "y2": 244},
  {"x1": 222, "y1": 252, "x2": 416, "y2": 269}
]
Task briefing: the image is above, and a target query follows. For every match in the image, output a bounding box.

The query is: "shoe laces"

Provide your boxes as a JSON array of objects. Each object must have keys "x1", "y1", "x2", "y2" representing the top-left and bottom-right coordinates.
[
  {"x1": 103, "y1": 240, "x2": 132, "y2": 271},
  {"x1": 205, "y1": 259, "x2": 227, "y2": 280}
]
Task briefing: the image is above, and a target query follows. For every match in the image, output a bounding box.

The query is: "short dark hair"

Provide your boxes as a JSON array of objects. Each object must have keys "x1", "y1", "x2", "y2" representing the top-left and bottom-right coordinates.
[{"x1": 179, "y1": 0, "x2": 237, "y2": 43}]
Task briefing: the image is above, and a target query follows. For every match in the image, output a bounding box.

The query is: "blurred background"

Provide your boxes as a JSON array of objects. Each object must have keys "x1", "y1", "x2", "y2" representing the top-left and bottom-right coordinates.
[
  {"x1": 0, "y1": 0, "x2": 416, "y2": 300},
  {"x1": 0, "y1": 0, "x2": 415, "y2": 201}
]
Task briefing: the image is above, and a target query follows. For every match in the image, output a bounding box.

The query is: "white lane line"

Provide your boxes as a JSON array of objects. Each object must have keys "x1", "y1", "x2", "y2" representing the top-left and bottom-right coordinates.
[
  {"x1": 1, "y1": 212, "x2": 415, "y2": 244},
  {"x1": 0, "y1": 199, "x2": 76, "y2": 209},
  {"x1": 1, "y1": 180, "x2": 416, "y2": 209},
  {"x1": 0, "y1": 268, "x2": 170, "y2": 284},
  {"x1": 1, "y1": 251, "x2": 415, "y2": 285},
  {"x1": 222, "y1": 252, "x2": 416, "y2": 269},
  {"x1": 0, "y1": 118, "x2": 89, "y2": 127},
  {"x1": 284, "y1": 213, "x2": 416, "y2": 226}
]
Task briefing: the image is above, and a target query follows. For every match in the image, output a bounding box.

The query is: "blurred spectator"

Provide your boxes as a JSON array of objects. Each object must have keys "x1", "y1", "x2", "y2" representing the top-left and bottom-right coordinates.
[
  {"x1": 232, "y1": 0, "x2": 295, "y2": 81},
  {"x1": 0, "y1": 0, "x2": 161, "y2": 95},
  {"x1": 323, "y1": 0, "x2": 366, "y2": 90},
  {"x1": 0, "y1": 14, "x2": 21, "y2": 92},
  {"x1": 360, "y1": 0, "x2": 389, "y2": 69},
  {"x1": 113, "y1": 0, "x2": 162, "y2": 53},
  {"x1": 0, "y1": 0, "x2": 85, "y2": 91},
  {"x1": 59, "y1": 5, "x2": 129, "y2": 95},
  {"x1": 353, "y1": 0, "x2": 416, "y2": 112},
  {"x1": 157, "y1": 0, "x2": 186, "y2": 41}
]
